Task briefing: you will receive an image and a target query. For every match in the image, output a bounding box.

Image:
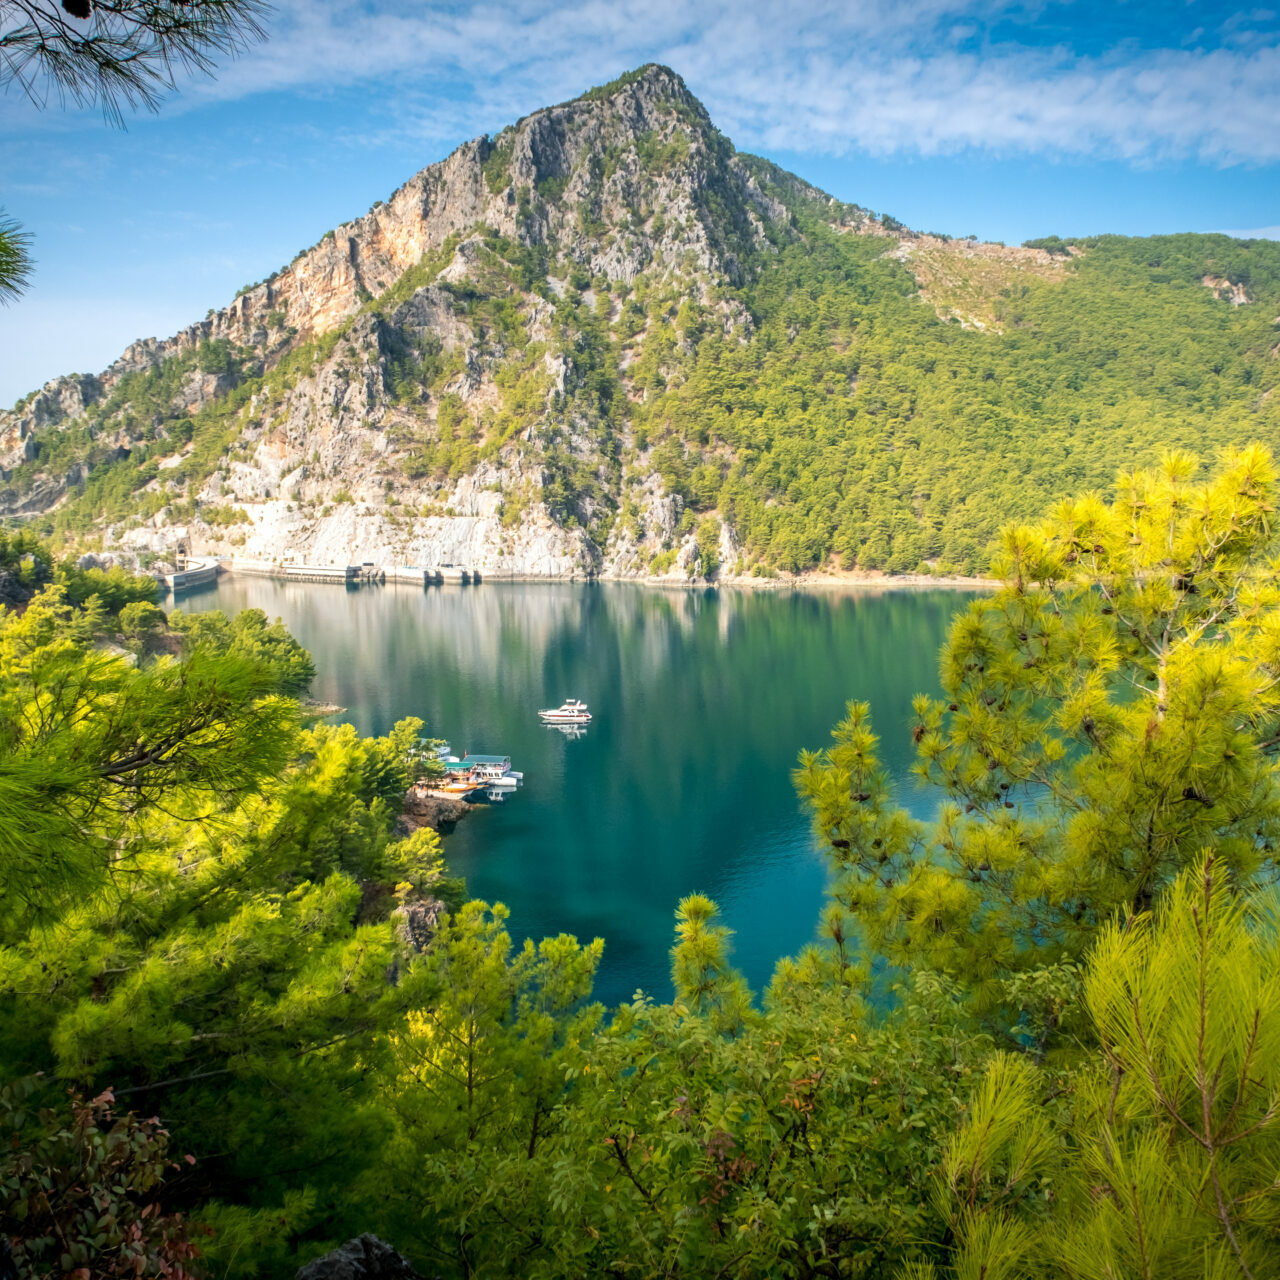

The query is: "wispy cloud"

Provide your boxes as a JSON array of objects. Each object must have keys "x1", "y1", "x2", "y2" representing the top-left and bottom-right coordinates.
[
  {"x1": 1218, "y1": 224, "x2": 1280, "y2": 239},
  {"x1": 166, "y1": 0, "x2": 1280, "y2": 164}
]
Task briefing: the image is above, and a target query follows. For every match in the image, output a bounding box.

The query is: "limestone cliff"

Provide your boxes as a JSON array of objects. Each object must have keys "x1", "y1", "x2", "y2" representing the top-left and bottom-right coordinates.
[{"x1": 0, "y1": 64, "x2": 895, "y2": 580}]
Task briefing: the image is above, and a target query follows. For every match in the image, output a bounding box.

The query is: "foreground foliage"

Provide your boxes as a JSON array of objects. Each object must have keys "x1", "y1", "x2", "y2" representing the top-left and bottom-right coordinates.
[
  {"x1": 6, "y1": 449, "x2": 1280, "y2": 1277},
  {"x1": 798, "y1": 445, "x2": 1280, "y2": 1020},
  {"x1": 1, "y1": 1076, "x2": 205, "y2": 1278},
  {"x1": 930, "y1": 855, "x2": 1280, "y2": 1279},
  {"x1": 0, "y1": 580, "x2": 457, "y2": 1266}
]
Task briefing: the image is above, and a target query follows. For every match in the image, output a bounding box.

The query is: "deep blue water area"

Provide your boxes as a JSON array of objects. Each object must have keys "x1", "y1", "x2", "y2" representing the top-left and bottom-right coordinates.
[{"x1": 186, "y1": 579, "x2": 972, "y2": 1006}]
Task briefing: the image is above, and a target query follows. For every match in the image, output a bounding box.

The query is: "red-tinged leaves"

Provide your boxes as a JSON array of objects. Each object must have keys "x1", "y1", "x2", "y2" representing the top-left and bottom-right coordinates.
[{"x1": 1, "y1": 1077, "x2": 206, "y2": 1280}]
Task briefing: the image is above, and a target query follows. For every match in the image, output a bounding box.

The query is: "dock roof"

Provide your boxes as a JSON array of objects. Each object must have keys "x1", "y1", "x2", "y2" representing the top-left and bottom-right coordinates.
[{"x1": 463, "y1": 754, "x2": 511, "y2": 765}]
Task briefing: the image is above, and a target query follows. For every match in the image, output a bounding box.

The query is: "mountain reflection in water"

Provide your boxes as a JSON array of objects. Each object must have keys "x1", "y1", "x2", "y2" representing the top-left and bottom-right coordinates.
[{"x1": 185, "y1": 579, "x2": 972, "y2": 1005}]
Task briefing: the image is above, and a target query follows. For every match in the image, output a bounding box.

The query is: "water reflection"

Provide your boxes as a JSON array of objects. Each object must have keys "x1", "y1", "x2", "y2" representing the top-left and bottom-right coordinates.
[{"x1": 183, "y1": 579, "x2": 972, "y2": 1005}]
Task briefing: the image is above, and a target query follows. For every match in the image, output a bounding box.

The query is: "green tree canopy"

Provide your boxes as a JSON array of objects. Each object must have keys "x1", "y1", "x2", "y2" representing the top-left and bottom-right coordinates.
[
  {"x1": 0, "y1": 585, "x2": 297, "y2": 928},
  {"x1": 797, "y1": 445, "x2": 1280, "y2": 1019},
  {"x1": 928, "y1": 854, "x2": 1280, "y2": 1279},
  {"x1": 169, "y1": 604, "x2": 316, "y2": 696}
]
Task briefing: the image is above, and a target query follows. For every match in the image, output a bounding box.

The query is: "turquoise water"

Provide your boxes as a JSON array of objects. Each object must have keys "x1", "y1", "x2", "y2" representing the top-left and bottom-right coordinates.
[{"x1": 183, "y1": 579, "x2": 971, "y2": 1006}]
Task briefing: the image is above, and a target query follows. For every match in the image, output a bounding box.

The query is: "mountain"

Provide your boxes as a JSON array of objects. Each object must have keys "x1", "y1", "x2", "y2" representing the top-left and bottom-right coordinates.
[{"x1": 3, "y1": 63, "x2": 1280, "y2": 580}]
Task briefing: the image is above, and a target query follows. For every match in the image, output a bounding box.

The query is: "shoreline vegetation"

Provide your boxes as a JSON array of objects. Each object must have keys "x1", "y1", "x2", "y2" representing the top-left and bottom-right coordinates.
[{"x1": 622, "y1": 567, "x2": 998, "y2": 591}]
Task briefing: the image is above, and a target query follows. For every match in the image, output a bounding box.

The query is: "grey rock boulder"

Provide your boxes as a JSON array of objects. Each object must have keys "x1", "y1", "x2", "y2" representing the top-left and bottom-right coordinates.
[
  {"x1": 391, "y1": 895, "x2": 447, "y2": 953},
  {"x1": 296, "y1": 1235, "x2": 423, "y2": 1280}
]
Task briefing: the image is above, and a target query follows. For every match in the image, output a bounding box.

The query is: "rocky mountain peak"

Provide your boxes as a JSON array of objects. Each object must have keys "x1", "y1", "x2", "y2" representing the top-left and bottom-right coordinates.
[
  {"x1": 0, "y1": 64, "x2": 919, "y2": 584},
  {"x1": 0, "y1": 64, "x2": 779, "y2": 470}
]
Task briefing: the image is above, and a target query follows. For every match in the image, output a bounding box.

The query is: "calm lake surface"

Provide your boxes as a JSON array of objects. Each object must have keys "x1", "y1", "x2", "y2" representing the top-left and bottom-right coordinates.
[{"x1": 184, "y1": 579, "x2": 972, "y2": 1006}]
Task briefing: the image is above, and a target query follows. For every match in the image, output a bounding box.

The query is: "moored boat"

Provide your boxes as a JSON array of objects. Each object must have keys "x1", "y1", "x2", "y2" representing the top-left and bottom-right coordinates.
[
  {"x1": 424, "y1": 779, "x2": 484, "y2": 798},
  {"x1": 537, "y1": 698, "x2": 592, "y2": 724},
  {"x1": 463, "y1": 754, "x2": 522, "y2": 788},
  {"x1": 421, "y1": 745, "x2": 524, "y2": 802}
]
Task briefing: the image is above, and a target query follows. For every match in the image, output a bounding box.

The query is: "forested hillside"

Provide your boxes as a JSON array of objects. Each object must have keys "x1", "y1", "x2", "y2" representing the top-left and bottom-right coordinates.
[
  {"x1": 2, "y1": 65, "x2": 1278, "y2": 578},
  {"x1": 632, "y1": 218, "x2": 1280, "y2": 573}
]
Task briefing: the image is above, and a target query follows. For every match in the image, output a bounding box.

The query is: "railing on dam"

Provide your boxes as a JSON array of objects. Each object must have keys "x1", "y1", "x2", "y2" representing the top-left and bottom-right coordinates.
[
  {"x1": 163, "y1": 557, "x2": 221, "y2": 592},
  {"x1": 207, "y1": 559, "x2": 485, "y2": 587}
]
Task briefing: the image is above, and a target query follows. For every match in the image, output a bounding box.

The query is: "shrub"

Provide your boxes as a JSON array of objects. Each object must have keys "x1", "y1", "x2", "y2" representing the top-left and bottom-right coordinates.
[{"x1": 0, "y1": 1076, "x2": 205, "y2": 1279}]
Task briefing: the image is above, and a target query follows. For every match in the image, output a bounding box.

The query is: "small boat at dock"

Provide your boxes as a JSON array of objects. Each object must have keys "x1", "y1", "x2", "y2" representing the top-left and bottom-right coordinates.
[
  {"x1": 420, "y1": 741, "x2": 524, "y2": 802},
  {"x1": 424, "y1": 777, "x2": 484, "y2": 799},
  {"x1": 462, "y1": 754, "x2": 522, "y2": 789},
  {"x1": 538, "y1": 699, "x2": 592, "y2": 725}
]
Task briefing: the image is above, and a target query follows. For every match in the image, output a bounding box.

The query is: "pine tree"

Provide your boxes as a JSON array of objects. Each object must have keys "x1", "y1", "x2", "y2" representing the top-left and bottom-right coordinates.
[
  {"x1": 798, "y1": 446, "x2": 1280, "y2": 1018},
  {"x1": 0, "y1": 585, "x2": 297, "y2": 930},
  {"x1": 930, "y1": 854, "x2": 1280, "y2": 1279}
]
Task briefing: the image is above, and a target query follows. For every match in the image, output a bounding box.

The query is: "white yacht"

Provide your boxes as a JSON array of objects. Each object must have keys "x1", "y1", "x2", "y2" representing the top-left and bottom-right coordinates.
[{"x1": 537, "y1": 699, "x2": 592, "y2": 725}]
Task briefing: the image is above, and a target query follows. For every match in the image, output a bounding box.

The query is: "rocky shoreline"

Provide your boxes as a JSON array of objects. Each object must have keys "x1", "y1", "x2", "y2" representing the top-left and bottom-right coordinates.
[
  {"x1": 299, "y1": 699, "x2": 346, "y2": 718},
  {"x1": 400, "y1": 783, "x2": 472, "y2": 834}
]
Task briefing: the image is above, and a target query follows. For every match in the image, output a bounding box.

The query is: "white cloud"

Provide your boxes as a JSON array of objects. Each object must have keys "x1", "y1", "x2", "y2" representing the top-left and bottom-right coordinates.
[
  {"x1": 163, "y1": 0, "x2": 1280, "y2": 165},
  {"x1": 1218, "y1": 225, "x2": 1280, "y2": 239}
]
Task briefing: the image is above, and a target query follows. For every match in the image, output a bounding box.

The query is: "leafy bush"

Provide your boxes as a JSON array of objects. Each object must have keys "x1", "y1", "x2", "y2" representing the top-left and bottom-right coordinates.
[
  {"x1": 482, "y1": 134, "x2": 514, "y2": 194},
  {"x1": 200, "y1": 503, "x2": 251, "y2": 527},
  {"x1": 56, "y1": 561, "x2": 159, "y2": 612},
  {"x1": 118, "y1": 599, "x2": 165, "y2": 649},
  {"x1": 195, "y1": 339, "x2": 238, "y2": 377},
  {"x1": 1, "y1": 1076, "x2": 205, "y2": 1279}
]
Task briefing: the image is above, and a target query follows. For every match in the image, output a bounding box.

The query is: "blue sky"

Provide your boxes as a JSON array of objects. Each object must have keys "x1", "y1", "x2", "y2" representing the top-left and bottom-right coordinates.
[{"x1": 2, "y1": 0, "x2": 1278, "y2": 406}]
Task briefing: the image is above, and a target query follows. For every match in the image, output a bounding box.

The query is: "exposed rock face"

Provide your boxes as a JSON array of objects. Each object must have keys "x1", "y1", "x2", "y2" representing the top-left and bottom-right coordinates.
[
  {"x1": 0, "y1": 470, "x2": 79, "y2": 516},
  {"x1": 1, "y1": 375, "x2": 97, "y2": 477},
  {"x1": 0, "y1": 65, "x2": 888, "y2": 580},
  {"x1": 1203, "y1": 274, "x2": 1251, "y2": 306},
  {"x1": 296, "y1": 1236, "x2": 424, "y2": 1280},
  {"x1": 391, "y1": 896, "x2": 447, "y2": 953},
  {"x1": 0, "y1": 561, "x2": 49, "y2": 608}
]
